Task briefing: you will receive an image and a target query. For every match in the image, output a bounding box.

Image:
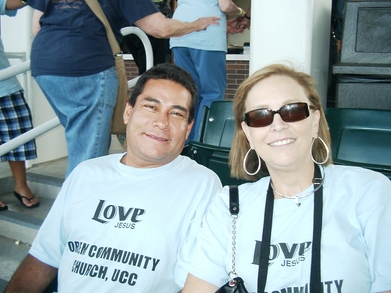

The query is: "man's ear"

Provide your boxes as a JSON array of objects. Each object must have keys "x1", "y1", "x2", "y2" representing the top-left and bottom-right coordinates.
[{"x1": 123, "y1": 102, "x2": 132, "y2": 125}]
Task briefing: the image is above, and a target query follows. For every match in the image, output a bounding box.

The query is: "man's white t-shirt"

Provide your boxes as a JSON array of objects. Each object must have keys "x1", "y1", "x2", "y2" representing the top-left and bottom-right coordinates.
[{"x1": 30, "y1": 154, "x2": 222, "y2": 292}]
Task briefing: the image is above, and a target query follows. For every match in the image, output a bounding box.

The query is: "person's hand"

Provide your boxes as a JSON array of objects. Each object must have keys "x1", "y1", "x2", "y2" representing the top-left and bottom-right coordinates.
[
  {"x1": 227, "y1": 18, "x2": 245, "y2": 34},
  {"x1": 193, "y1": 17, "x2": 220, "y2": 31},
  {"x1": 236, "y1": 17, "x2": 250, "y2": 30}
]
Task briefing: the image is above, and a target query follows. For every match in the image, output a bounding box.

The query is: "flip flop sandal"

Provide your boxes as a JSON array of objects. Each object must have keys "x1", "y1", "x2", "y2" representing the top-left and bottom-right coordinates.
[{"x1": 13, "y1": 191, "x2": 40, "y2": 209}]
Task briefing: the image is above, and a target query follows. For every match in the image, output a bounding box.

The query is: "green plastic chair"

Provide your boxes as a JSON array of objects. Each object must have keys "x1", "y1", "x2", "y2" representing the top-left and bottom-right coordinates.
[
  {"x1": 184, "y1": 100, "x2": 248, "y2": 186},
  {"x1": 325, "y1": 108, "x2": 391, "y2": 179}
]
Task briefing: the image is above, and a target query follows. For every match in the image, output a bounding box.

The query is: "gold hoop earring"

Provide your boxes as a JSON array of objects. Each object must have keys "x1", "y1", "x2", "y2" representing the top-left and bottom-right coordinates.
[
  {"x1": 311, "y1": 136, "x2": 330, "y2": 165},
  {"x1": 243, "y1": 148, "x2": 261, "y2": 176}
]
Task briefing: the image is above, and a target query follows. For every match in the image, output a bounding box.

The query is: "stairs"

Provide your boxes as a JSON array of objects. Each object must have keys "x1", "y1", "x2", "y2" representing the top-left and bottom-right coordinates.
[
  {"x1": 0, "y1": 157, "x2": 65, "y2": 292},
  {"x1": 0, "y1": 136, "x2": 124, "y2": 291}
]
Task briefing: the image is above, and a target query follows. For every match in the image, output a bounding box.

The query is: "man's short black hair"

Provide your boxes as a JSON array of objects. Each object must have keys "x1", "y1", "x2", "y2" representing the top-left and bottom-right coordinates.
[{"x1": 129, "y1": 63, "x2": 198, "y2": 123}]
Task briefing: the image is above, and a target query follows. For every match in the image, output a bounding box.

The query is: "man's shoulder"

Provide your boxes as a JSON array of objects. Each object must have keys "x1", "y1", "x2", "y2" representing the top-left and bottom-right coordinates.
[
  {"x1": 178, "y1": 155, "x2": 216, "y2": 174},
  {"x1": 176, "y1": 155, "x2": 222, "y2": 185},
  {"x1": 72, "y1": 153, "x2": 121, "y2": 173}
]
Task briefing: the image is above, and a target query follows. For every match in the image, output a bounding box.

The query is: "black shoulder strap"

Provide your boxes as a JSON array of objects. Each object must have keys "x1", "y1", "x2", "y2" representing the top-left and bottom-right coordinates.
[{"x1": 229, "y1": 185, "x2": 239, "y2": 216}]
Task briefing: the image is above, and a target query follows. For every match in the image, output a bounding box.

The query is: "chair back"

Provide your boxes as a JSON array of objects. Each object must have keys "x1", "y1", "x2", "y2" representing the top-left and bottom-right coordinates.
[
  {"x1": 200, "y1": 100, "x2": 236, "y2": 147},
  {"x1": 325, "y1": 108, "x2": 391, "y2": 179},
  {"x1": 185, "y1": 100, "x2": 248, "y2": 186}
]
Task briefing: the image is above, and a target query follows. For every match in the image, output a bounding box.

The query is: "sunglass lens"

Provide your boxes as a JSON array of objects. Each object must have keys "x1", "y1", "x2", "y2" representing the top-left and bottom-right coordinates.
[
  {"x1": 280, "y1": 103, "x2": 309, "y2": 122},
  {"x1": 246, "y1": 109, "x2": 273, "y2": 127}
]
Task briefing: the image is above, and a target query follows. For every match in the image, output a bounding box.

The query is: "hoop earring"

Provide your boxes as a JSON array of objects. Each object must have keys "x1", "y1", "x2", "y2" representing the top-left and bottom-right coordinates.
[
  {"x1": 311, "y1": 136, "x2": 330, "y2": 165},
  {"x1": 243, "y1": 148, "x2": 261, "y2": 176}
]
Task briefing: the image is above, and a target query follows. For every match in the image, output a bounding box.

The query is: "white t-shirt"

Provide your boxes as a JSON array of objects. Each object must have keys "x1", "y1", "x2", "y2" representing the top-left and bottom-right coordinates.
[
  {"x1": 30, "y1": 154, "x2": 222, "y2": 292},
  {"x1": 178, "y1": 164, "x2": 391, "y2": 293}
]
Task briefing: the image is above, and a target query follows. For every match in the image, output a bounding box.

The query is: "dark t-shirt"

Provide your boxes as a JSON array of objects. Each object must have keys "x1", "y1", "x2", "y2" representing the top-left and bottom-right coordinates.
[{"x1": 26, "y1": 0, "x2": 158, "y2": 76}]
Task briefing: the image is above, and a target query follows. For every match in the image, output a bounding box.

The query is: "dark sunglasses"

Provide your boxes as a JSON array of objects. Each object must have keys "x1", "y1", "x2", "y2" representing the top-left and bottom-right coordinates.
[{"x1": 244, "y1": 102, "x2": 314, "y2": 127}]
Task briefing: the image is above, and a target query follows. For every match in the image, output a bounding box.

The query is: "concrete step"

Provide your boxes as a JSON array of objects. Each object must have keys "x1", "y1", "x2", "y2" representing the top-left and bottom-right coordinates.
[
  {"x1": 0, "y1": 161, "x2": 64, "y2": 244},
  {"x1": 0, "y1": 159, "x2": 66, "y2": 289},
  {"x1": 0, "y1": 235, "x2": 31, "y2": 292}
]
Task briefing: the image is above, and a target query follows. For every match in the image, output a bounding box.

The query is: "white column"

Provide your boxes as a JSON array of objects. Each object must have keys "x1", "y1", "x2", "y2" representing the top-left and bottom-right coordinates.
[{"x1": 249, "y1": 0, "x2": 332, "y2": 107}]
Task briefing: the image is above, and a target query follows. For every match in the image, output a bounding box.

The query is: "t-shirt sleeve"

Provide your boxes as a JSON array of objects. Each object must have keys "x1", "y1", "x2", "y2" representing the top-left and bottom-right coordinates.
[
  {"x1": 0, "y1": 0, "x2": 17, "y2": 16},
  {"x1": 119, "y1": 0, "x2": 159, "y2": 26},
  {"x1": 24, "y1": 0, "x2": 47, "y2": 12},
  {"x1": 358, "y1": 173, "x2": 391, "y2": 292},
  {"x1": 29, "y1": 180, "x2": 71, "y2": 268},
  {"x1": 176, "y1": 186, "x2": 231, "y2": 288}
]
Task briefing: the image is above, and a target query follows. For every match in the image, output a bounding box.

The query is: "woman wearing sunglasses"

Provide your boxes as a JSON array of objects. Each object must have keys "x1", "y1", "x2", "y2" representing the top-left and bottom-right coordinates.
[{"x1": 178, "y1": 64, "x2": 391, "y2": 292}]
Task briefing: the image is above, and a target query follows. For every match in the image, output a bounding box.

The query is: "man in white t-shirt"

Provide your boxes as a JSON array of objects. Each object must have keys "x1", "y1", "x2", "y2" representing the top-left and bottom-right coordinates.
[{"x1": 5, "y1": 63, "x2": 222, "y2": 293}]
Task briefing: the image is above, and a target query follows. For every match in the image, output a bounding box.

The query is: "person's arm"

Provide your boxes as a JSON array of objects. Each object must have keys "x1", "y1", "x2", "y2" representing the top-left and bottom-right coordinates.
[
  {"x1": 218, "y1": 0, "x2": 245, "y2": 17},
  {"x1": 32, "y1": 9, "x2": 43, "y2": 36},
  {"x1": 235, "y1": 4, "x2": 251, "y2": 30},
  {"x1": 134, "y1": 12, "x2": 220, "y2": 38},
  {"x1": 181, "y1": 273, "x2": 218, "y2": 293},
  {"x1": 4, "y1": 254, "x2": 58, "y2": 293},
  {"x1": 5, "y1": 0, "x2": 25, "y2": 10}
]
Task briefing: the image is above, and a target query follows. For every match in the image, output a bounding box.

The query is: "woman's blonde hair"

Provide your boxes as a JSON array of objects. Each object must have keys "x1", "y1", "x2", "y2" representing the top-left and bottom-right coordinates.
[{"x1": 229, "y1": 63, "x2": 333, "y2": 181}]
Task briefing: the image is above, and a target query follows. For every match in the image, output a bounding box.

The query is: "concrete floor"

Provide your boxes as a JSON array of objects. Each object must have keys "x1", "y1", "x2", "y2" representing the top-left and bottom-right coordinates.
[{"x1": 0, "y1": 235, "x2": 31, "y2": 291}]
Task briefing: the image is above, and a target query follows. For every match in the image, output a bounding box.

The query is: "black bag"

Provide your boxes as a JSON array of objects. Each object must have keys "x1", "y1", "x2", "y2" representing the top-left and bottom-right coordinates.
[
  {"x1": 215, "y1": 186, "x2": 249, "y2": 293},
  {"x1": 215, "y1": 277, "x2": 249, "y2": 293}
]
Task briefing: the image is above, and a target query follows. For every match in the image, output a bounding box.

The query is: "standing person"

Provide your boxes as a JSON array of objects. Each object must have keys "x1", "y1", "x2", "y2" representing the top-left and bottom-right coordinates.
[
  {"x1": 170, "y1": 0, "x2": 247, "y2": 142},
  {"x1": 178, "y1": 64, "x2": 391, "y2": 292},
  {"x1": 121, "y1": 0, "x2": 173, "y2": 75},
  {"x1": 24, "y1": 0, "x2": 220, "y2": 178},
  {"x1": 0, "y1": 0, "x2": 39, "y2": 210},
  {"x1": 5, "y1": 63, "x2": 222, "y2": 293}
]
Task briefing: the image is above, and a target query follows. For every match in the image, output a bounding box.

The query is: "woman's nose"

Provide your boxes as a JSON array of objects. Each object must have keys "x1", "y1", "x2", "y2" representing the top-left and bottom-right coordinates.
[{"x1": 270, "y1": 113, "x2": 288, "y2": 132}]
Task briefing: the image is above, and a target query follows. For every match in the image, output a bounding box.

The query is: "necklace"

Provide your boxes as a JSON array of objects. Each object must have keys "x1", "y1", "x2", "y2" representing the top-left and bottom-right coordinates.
[
  {"x1": 258, "y1": 163, "x2": 324, "y2": 292},
  {"x1": 270, "y1": 165, "x2": 325, "y2": 207}
]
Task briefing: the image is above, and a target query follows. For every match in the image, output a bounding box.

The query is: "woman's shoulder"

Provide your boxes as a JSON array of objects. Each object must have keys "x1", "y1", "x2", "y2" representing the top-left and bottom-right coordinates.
[
  {"x1": 324, "y1": 164, "x2": 391, "y2": 204},
  {"x1": 217, "y1": 177, "x2": 270, "y2": 207},
  {"x1": 325, "y1": 164, "x2": 390, "y2": 184}
]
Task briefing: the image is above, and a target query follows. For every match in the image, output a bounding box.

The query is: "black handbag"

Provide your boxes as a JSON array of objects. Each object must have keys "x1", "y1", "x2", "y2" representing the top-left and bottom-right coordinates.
[
  {"x1": 215, "y1": 277, "x2": 248, "y2": 293},
  {"x1": 215, "y1": 186, "x2": 249, "y2": 293}
]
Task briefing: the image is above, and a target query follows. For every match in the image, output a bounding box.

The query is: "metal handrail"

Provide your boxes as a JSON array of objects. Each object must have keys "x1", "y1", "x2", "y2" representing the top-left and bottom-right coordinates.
[
  {"x1": 0, "y1": 60, "x2": 30, "y2": 81},
  {"x1": 0, "y1": 26, "x2": 153, "y2": 157},
  {"x1": 121, "y1": 26, "x2": 153, "y2": 88}
]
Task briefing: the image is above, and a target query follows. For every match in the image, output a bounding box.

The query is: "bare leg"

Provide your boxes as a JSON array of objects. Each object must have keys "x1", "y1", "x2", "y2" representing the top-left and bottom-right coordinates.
[
  {"x1": 8, "y1": 161, "x2": 40, "y2": 207},
  {"x1": 0, "y1": 200, "x2": 7, "y2": 208}
]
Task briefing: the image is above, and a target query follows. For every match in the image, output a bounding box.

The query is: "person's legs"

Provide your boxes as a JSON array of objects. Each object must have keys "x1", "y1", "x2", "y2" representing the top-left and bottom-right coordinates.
[
  {"x1": 9, "y1": 161, "x2": 39, "y2": 206},
  {"x1": 0, "y1": 90, "x2": 39, "y2": 207},
  {"x1": 35, "y1": 66, "x2": 118, "y2": 177},
  {"x1": 150, "y1": 36, "x2": 168, "y2": 66},
  {"x1": 0, "y1": 200, "x2": 7, "y2": 210},
  {"x1": 122, "y1": 34, "x2": 146, "y2": 75},
  {"x1": 174, "y1": 48, "x2": 226, "y2": 141},
  {"x1": 192, "y1": 49, "x2": 226, "y2": 133},
  {"x1": 173, "y1": 47, "x2": 202, "y2": 141}
]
